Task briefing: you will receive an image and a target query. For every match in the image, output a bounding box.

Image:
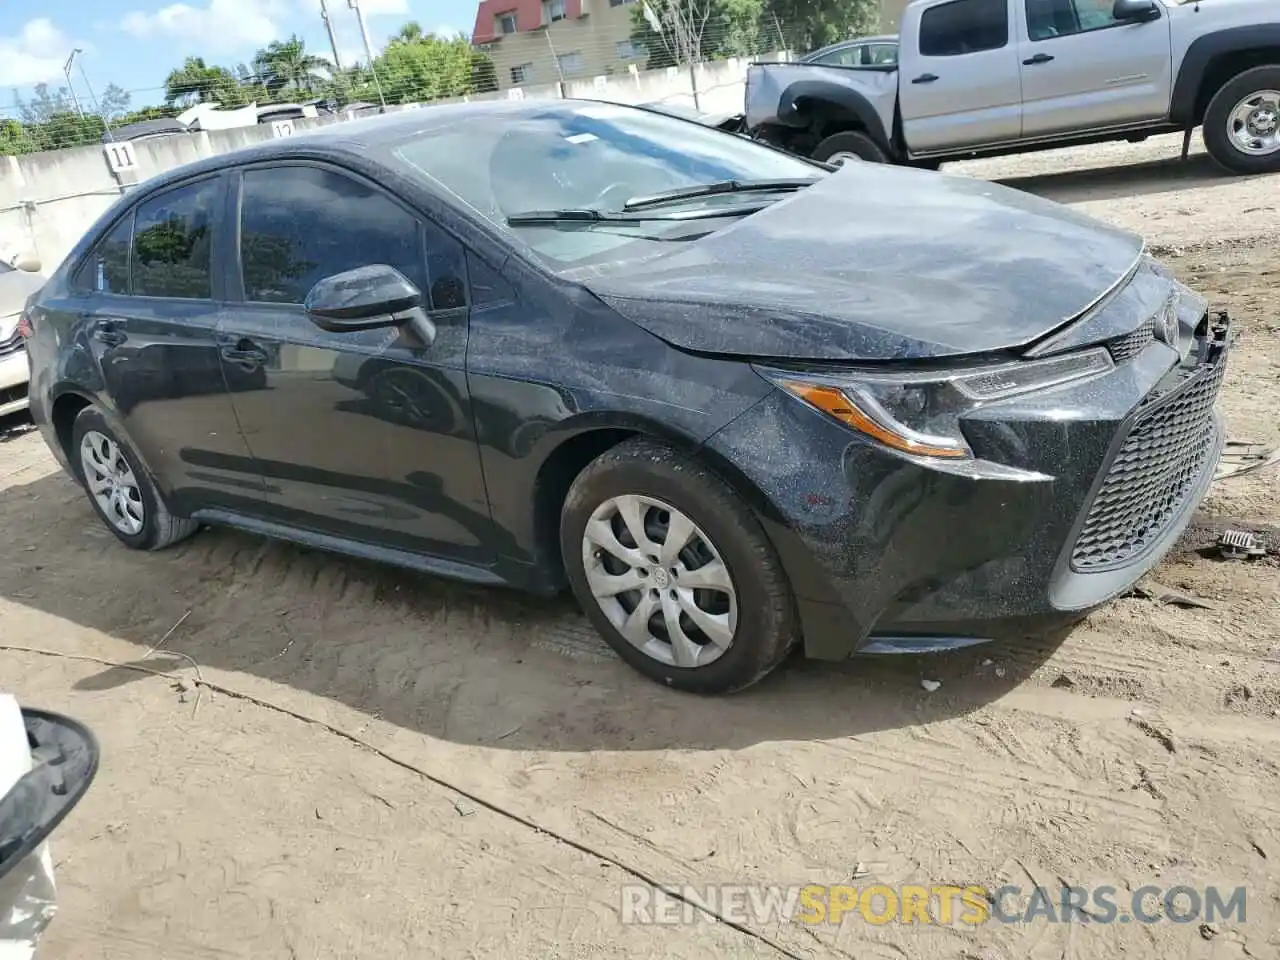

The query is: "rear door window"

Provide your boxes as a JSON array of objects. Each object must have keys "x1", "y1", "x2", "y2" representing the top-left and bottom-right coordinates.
[{"x1": 131, "y1": 178, "x2": 220, "y2": 299}]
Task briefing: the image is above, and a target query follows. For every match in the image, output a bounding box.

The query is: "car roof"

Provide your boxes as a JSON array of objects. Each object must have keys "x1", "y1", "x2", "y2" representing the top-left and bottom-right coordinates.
[
  {"x1": 804, "y1": 34, "x2": 898, "y2": 56},
  {"x1": 127, "y1": 99, "x2": 624, "y2": 198}
]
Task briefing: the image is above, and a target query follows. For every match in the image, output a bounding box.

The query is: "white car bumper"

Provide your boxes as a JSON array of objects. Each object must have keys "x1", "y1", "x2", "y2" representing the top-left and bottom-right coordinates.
[{"x1": 0, "y1": 348, "x2": 29, "y2": 418}]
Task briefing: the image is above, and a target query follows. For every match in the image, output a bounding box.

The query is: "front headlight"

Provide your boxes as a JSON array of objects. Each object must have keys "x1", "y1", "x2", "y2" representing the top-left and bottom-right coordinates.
[{"x1": 756, "y1": 348, "x2": 1114, "y2": 461}]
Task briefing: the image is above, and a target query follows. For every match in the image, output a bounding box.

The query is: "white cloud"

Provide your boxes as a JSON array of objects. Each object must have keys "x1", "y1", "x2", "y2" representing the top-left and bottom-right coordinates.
[
  {"x1": 0, "y1": 18, "x2": 81, "y2": 88},
  {"x1": 119, "y1": 0, "x2": 289, "y2": 54}
]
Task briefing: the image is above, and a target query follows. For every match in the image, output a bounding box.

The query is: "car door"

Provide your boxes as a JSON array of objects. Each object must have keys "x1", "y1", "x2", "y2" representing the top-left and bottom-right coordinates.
[
  {"x1": 70, "y1": 173, "x2": 265, "y2": 516},
  {"x1": 1017, "y1": 0, "x2": 1173, "y2": 138},
  {"x1": 898, "y1": 0, "x2": 1024, "y2": 152},
  {"x1": 217, "y1": 162, "x2": 495, "y2": 565}
]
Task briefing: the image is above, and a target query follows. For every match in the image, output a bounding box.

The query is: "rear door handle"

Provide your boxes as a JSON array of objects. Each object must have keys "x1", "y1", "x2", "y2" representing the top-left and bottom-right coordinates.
[
  {"x1": 91, "y1": 321, "x2": 126, "y2": 347},
  {"x1": 912, "y1": 73, "x2": 939, "y2": 84},
  {"x1": 1022, "y1": 53, "x2": 1055, "y2": 65},
  {"x1": 219, "y1": 338, "x2": 269, "y2": 368}
]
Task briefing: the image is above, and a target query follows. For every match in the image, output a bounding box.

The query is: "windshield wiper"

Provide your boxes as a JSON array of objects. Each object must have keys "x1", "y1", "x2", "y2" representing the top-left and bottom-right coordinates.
[
  {"x1": 622, "y1": 178, "x2": 819, "y2": 212},
  {"x1": 506, "y1": 206, "x2": 767, "y2": 225}
]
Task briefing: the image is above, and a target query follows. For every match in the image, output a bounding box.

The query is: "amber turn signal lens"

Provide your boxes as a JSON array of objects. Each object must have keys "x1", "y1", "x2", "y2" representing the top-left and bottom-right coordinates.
[{"x1": 779, "y1": 381, "x2": 969, "y2": 459}]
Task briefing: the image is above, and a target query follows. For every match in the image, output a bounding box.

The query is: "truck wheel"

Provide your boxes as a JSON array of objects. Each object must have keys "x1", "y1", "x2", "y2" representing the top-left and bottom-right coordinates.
[
  {"x1": 1203, "y1": 66, "x2": 1280, "y2": 175},
  {"x1": 812, "y1": 131, "x2": 888, "y2": 165}
]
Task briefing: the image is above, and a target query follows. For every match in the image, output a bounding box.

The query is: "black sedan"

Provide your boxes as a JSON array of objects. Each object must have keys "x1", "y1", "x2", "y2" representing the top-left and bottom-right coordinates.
[{"x1": 22, "y1": 99, "x2": 1230, "y2": 694}]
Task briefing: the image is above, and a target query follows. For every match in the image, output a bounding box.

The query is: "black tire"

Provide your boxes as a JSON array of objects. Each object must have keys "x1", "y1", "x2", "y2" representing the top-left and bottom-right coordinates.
[
  {"x1": 1202, "y1": 65, "x2": 1280, "y2": 175},
  {"x1": 812, "y1": 130, "x2": 889, "y2": 165},
  {"x1": 70, "y1": 406, "x2": 199, "y2": 551},
  {"x1": 560, "y1": 438, "x2": 800, "y2": 694}
]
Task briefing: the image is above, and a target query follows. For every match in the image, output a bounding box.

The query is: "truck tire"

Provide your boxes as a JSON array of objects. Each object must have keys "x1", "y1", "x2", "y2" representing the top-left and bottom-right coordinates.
[
  {"x1": 1202, "y1": 65, "x2": 1280, "y2": 175},
  {"x1": 812, "y1": 131, "x2": 888, "y2": 165}
]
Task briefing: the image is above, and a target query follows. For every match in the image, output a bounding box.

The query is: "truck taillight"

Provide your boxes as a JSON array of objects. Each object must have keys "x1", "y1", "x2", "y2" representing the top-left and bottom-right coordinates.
[{"x1": 17, "y1": 309, "x2": 32, "y2": 338}]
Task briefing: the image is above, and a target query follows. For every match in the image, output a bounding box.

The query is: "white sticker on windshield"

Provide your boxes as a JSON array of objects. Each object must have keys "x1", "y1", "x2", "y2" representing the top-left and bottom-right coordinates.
[{"x1": 565, "y1": 132, "x2": 598, "y2": 144}]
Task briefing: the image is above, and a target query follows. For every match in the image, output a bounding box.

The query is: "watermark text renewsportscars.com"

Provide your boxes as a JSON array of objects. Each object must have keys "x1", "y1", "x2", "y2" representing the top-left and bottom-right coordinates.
[{"x1": 620, "y1": 883, "x2": 1248, "y2": 927}]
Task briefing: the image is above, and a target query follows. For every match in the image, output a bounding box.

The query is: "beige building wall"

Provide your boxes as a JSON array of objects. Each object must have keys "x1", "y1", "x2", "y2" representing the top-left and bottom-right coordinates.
[
  {"x1": 480, "y1": 0, "x2": 645, "y2": 90},
  {"x1": 481, "y1": 0, "x2": 914, "y2": 91}
]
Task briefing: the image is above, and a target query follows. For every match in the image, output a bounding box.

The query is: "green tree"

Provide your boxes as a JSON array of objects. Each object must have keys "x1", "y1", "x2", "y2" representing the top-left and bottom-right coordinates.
[
  {"x1": 98, "y1": 83, "x2": 133, "y2": 121},
  {"x1": 762, "y1": 0, "x2": 879, "y2": 52},
  {"x1": 3, "y1": 84, "x2": 106, "y2": 154},
  {"x1": 374, "y1": 32, "x2": 477, "y2": 103},
  {"x1": 0, "y1": 120, "x2": 36, "y2": 156},
  {"x1": 115, "y1": 104, "x2": 181, "y2": 126},
  {"x1": 389, "y1": 21, "x2": 427, "y2": 45},
  {"x1": 630, "y1": 0, "x2": 766, "y2": 69},
  {"x1": 251, "y1": 35, "x2": 330, "y2": 97},
  {"x1": 164, "y1": 57, "x2": 248, "y2": 106}
]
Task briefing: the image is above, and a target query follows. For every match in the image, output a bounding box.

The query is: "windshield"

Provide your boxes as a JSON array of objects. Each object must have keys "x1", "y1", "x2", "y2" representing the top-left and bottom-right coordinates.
[{"x1": 392, "y1": 101, "x2": 826, "y2": 270}]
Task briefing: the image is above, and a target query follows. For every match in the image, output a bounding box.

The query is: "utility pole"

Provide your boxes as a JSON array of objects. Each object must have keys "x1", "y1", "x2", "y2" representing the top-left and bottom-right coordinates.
[
  {"x1": 74, "y1": 53, "x2": 114, "y2": 140},
  {"x1": 319, "y1": 0, "x2": 343, "y2": 71},
  {"x1": 347, "y1": 0, "x2": 387, "y2": 107},
  {"x1": 62, "y1": 50, "x2": 87, "y2": 122}
]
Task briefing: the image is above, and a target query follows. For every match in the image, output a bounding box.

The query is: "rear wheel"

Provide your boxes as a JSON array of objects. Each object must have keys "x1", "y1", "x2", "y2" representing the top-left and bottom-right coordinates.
[
  {"x1": 71, "y1": 406, "x2": 199, "y2": 551},
  {"x1": 812, "y1": 130, "x2": 888, "y2": 165},
  {"x1": 1203, "y1": 66, "x2": 1280, "y2": 174},
  {"x1": 560, "y1": 439, "x2": 799, "y2": 694}
]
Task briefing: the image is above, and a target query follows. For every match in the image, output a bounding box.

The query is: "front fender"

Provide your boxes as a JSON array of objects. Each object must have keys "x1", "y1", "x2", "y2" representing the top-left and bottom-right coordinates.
[{"x1": 1170, "y1": 25, "x2": 1280, "y2": 126}]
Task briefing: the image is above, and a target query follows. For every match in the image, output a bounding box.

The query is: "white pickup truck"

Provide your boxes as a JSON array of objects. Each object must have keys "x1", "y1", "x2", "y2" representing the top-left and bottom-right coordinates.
[{"x1": 744, "y1": 0, "x2": 1280, "y2": 174}]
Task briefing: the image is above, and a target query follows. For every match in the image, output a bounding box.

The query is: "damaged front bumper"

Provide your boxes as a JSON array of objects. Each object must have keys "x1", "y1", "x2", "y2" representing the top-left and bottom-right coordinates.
[{"x1": 705, "y1": 311, "x2": 1234, "y2": 660}]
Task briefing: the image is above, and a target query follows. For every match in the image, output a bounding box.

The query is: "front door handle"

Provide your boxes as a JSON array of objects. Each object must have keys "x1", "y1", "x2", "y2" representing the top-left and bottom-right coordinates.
[
  {"x1": 1023, "y1": 53, "x2": 1055, "y2": 65},
  {"x1": 219, "y1": 338, "x2": 269, "y2": 368},
  {"x1": 912, "y1": 73, "x2": 939, "y2": 84},
  {"x1": 91, "y1": 321, "x2": 126, "y2": 347}
]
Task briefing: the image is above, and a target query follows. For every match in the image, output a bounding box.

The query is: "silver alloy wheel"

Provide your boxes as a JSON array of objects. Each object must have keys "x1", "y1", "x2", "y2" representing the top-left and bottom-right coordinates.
[
  {"x1": 79, "y1": 430, "x2": 145, "y2": 536},
  {"x1": 828, "y1": 151, "x2": 864, "y2": 166},
  {"x1": 581, "y1": 494, "x2": 738, "y2": 668},
  {"x1": 1228, "y1": 90, "x2": 1280, "y2": 156}
]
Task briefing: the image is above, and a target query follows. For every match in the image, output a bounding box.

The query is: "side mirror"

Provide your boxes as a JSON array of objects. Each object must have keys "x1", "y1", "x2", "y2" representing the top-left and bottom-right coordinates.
[
  {"x1": 0, "y1": 709, "x2": 99, "y2": 884},
  {"x1": 13, "y1": 254, "x2": 41, "y2": 274},
  {"x1": 304, "y1": 264, "x2": 425, "y2": 333},
  {"x1": 1112, "y1": 0, "x2": 1161, "y2": 22}
]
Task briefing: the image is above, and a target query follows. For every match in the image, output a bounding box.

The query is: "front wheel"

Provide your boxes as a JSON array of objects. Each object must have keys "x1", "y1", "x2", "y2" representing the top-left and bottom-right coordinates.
[
  {"x1": 560, "y1": 439, "x2": 800, "y2": 694},
  {"x1": 1203, "y1": 66, "x2": 1280, "y2": 175},
  {"x1": 812, "y1": 130, "x2": 889, "y2": 165}
]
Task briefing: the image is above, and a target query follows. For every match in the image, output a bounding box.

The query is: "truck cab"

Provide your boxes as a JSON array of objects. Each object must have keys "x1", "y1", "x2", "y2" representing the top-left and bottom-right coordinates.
[{"x1": 745, "y1": 0, "x2": 1280, "y2": 174}]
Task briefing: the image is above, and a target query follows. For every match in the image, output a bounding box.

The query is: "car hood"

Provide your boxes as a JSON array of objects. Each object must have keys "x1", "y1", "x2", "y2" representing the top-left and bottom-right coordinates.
[{"x1": 583, "y1": 164, "x2": 1146, "y2": 361}]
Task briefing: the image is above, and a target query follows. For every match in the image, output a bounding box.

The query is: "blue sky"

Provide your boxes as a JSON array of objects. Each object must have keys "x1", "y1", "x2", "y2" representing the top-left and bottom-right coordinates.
[{"x1": 0, "y1": 0, "x2": 472, "y2": 115}]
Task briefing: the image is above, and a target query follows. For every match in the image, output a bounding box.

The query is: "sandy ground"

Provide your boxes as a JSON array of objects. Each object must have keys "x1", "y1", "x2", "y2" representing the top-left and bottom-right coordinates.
[{"x1": 1, "y1": 134, "x2": 1279, "y2": 959}]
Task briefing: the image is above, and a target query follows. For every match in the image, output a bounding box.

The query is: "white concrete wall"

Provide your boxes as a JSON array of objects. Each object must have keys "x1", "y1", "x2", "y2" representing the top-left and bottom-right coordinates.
[{"x1": 0, "y1": 54, "x2": 777, "y2": 275}]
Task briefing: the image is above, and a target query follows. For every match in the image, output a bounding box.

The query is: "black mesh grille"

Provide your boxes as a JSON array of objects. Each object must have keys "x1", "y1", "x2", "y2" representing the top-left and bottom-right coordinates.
[
  {"x1": 1071, "y1": 356, "x2": 1226, "y2": 572},
  {"x1": 1106, "y1": 320, "x2": 1154, "y2": 364}
]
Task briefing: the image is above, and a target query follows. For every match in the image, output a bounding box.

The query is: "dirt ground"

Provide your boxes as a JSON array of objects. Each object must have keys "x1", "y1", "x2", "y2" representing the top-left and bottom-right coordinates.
[{"x1": 1, "y1": 133, "x2": 1278, "y2": 960}]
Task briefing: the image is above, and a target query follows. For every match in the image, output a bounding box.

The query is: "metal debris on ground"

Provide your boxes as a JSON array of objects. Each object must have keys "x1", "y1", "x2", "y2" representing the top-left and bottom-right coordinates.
[
  {"x1": 920, "y1": 679, "x2": 941, "y2": 693},
  {"x1": 1216, "y1": 530, "x2": 1267, "y2": 561},
  {"x1": 1125, "y1": 582, "x2": 1218, "y2": 609},
  {"x1": 1214, "y1": 441, "x2": 1280, "y2": 482}
]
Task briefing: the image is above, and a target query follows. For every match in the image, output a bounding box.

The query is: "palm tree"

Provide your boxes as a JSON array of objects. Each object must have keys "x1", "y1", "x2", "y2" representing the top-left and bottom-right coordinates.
[
  {"x1": 163, "y1": 57, "x2": 243, "y2": 106},
  {"x1": 390, "y1": 21, "x2": 427, "y2": 45},
  {"x1": 251, "y1": 36, "x2": 330, "y2": 97}
]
